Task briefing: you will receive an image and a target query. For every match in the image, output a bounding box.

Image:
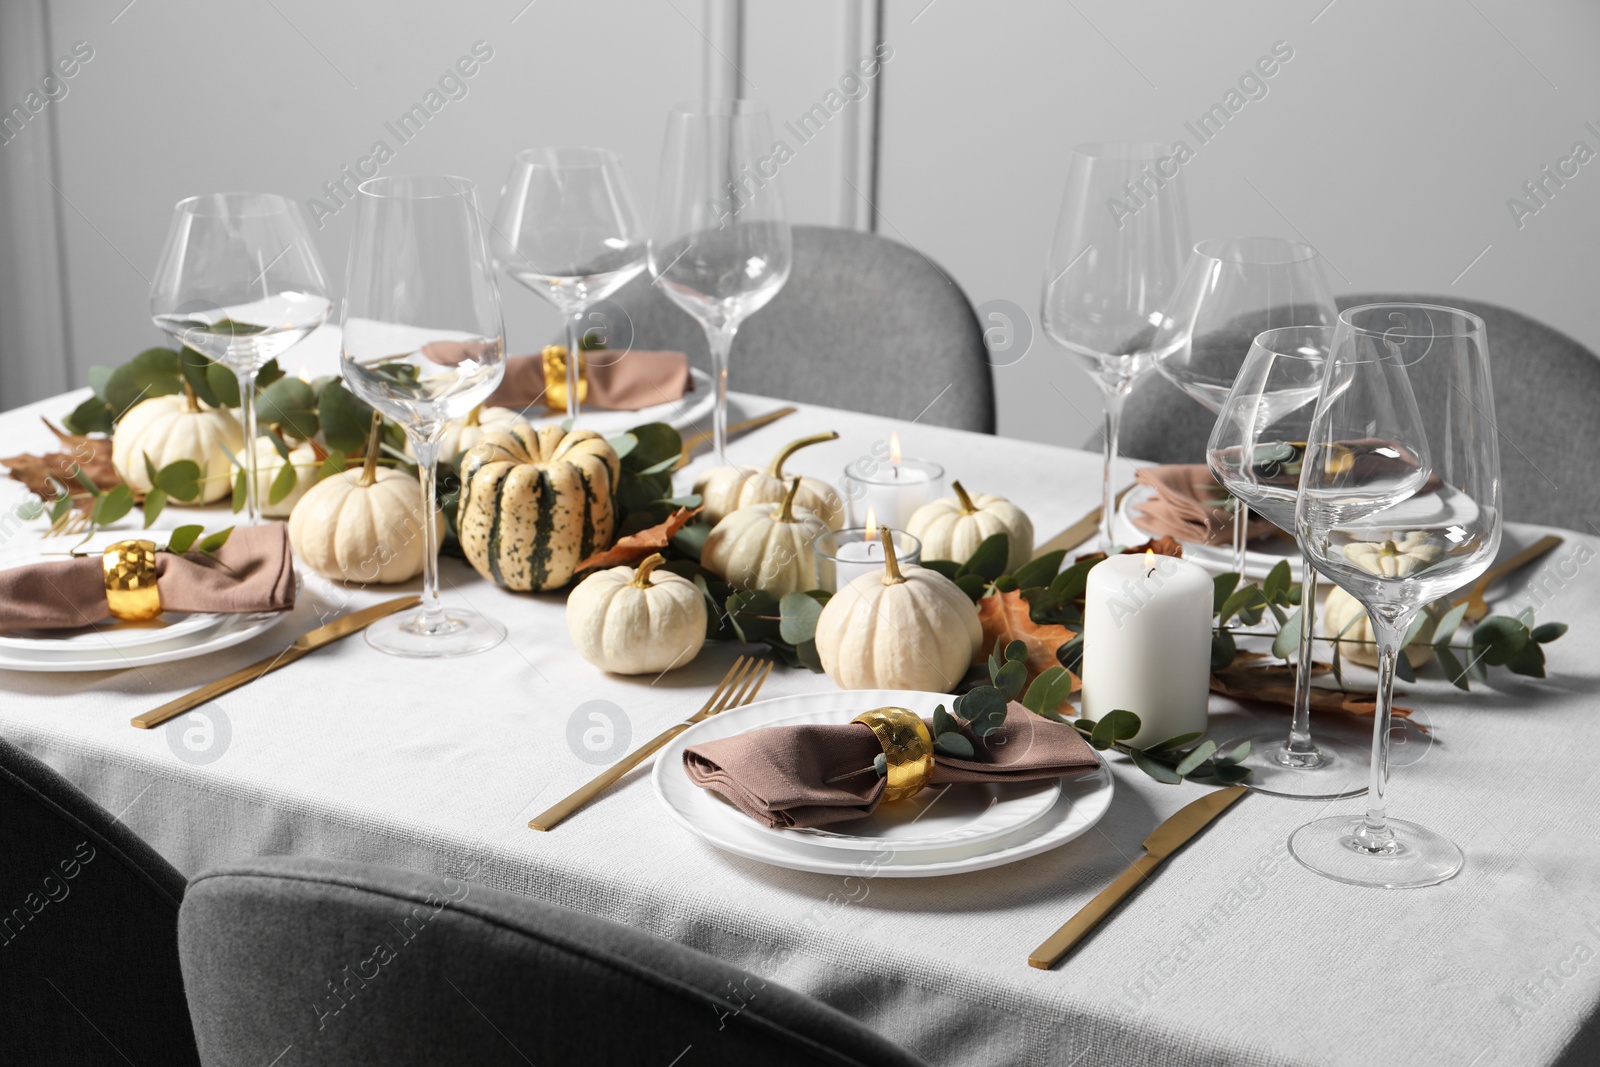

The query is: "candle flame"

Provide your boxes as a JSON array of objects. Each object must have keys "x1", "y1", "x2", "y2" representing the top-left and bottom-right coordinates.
[
  {"x1": 888, "y1": 431, "x2": 902, "y2": 465},
  {"x1": 297, "y1": 365, "x2": 312, "y2": 382},
  {"x1": 1145, "y1": 549, "x2": 1155, "y2": 566},
  {"x1": 863, "y1": 507, "x2": 878, "y2": 540}
]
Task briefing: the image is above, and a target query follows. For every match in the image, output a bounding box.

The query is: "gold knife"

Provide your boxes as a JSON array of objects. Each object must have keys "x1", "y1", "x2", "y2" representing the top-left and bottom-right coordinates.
[
  {"x1": 1031, "y1": 485, "x2": 1135, "y2": 560},
  {"x1": 673, "y1": 406, "x2": 798, "y2": 470},
  {"x1": 130, "y1": 596, "x2": 420, "y2": 730},
  {"x1": 1452, "y1": 534, "x2": 1562, "y2": 624},
  {"x1": 1028, "y1": 785, "x2": 1247, "y2": 969}
]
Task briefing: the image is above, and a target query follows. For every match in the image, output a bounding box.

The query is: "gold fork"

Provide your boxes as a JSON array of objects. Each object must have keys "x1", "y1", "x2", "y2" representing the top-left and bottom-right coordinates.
[
  {"x1": 529, "y1": 655, "x2": 775, "y2": 831},
  {"x1": 45, "y1": 508, "x2": 89, "y2": 538}
]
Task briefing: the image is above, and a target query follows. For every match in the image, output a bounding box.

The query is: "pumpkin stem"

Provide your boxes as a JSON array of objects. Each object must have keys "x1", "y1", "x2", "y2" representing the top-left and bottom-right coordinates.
[
  {"x1": 764, "y1": 431, "x2": 839, "y2": 478},
  {"x1": 465, "y1": 404, "x2": 483, "y2": 428},
  {"x1": 359, "y1": 410, "x2": 384, "y2": 487},
  {"x1": 776, "y1": 477, "x2": 802, "y2": 523},
  {"x1": 952, "y1": 480, "x2": 978, "y2": 515},
  {"x1": 880, "y1": 526, "x2": 907, "y2": 585},
  {"x1": 631, "y1": 552, "x2": 666, "y2": 587},
  {"x1": 182, "y1": 379, "x2": 200, "y2": 413}
]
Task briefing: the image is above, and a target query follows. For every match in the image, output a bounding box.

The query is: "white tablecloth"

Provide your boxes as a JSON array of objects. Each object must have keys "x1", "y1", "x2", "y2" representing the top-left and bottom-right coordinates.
[{"x1": 2, "y1": 386, "x2": 1597, "y2": 1067}]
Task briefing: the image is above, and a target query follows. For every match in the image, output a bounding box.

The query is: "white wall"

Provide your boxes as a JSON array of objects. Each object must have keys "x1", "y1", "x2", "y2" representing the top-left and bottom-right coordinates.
[{"x1": 3, "y1": 0, "x2": 1599, "y2": 453}]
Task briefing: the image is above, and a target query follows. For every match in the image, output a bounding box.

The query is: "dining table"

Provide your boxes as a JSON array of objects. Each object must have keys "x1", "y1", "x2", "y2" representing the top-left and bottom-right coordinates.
[{"x1": 1, "y1": 371, "x2": 1597, "y2": 1067}]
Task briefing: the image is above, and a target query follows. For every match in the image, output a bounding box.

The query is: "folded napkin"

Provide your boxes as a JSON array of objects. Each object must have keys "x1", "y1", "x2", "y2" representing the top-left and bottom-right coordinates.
[
  {"x1": 1131, "y1": 464, "x2": 1279, "y2": 546},
  {"x1": 684, "y1": 703, "x2": 1098, "y2": 829},
  {"x1": 483, "y1": 349, "x2": 691, "y2": 412},
  {"x1": 0, "y1": 522, "x2": 297, "y2": 633}
]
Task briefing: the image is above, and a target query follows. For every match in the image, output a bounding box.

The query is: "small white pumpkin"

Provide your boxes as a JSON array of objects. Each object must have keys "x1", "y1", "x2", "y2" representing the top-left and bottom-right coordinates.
[
  {"x1": 907, "y1": 480, "x2": 1034, "y2": 574},
  {"x1": 289, "y1": 424, "x2": 440, "y2": 584},
  {"x1": 566, "y1": 552, "x2": 708, "y2": 675},
  {"x1": 250, "y1": 437, "x2": 322, "y2": 519},
  {"x1": 816, "y1": 528, "x2": 983, "y2": 692},
  {"x1": 1341, "y1": 532, "x2": 1444, "y2": 578},
  {"x1": 405, "y1": 404, "x2": 531, "y2": 466},
  {"x1": 701, "y1": 478, "x2": 829, "y2": 596},
  {"x1": 112, "y1": 388, "x2": 244, "y2": 505},
  {"x1": 1321, "y1": 586, "x2": 1451, "y2": 668},
  {"x1": 694, "y1": 431, "x2": 846, "y2": 530}
]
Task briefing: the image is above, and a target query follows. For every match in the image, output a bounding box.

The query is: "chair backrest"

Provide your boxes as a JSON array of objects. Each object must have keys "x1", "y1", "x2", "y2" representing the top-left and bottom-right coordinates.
[
  {"x1": 590, "y1": 224, "x2": 996, "y2": 432},
  {"x1": 178, "y1": 856, "x2": 927, "y2": 1067},
  {"x1": 0, "y1": 736, "x2": 199, "y2": 1066},
  {"x1": 1111, "y1": 293, "x2": 1600, "y2": 529}
]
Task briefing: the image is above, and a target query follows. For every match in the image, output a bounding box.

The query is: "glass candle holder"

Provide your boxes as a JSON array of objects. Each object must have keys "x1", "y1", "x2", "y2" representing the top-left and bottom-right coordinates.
[
  {"x1": 842, "y1": 457, "x2": 945, "y2": 529},
  {"x1": 816, "y1": 527, "x2": 922, "y2": 593}
]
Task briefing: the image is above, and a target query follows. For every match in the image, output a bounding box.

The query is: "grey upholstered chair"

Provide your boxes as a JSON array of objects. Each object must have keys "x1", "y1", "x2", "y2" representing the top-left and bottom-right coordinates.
[
  {"x1": 587, "y1": 224, "x2": 995, "y2": 432},
  {"x1": 0, "y1": 736, "x2": 200, "y2": 1066},
  {"x1": 1109, "y1": 294, "x2": 1600, "y2": 530},
  {"x1": 178, "y1": 856, "x2": 926, "y2": 1067}
]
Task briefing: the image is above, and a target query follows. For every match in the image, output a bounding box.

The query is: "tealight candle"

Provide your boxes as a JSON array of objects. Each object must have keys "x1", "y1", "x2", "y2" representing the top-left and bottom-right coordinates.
[
  {"x1": 843, "y1": 431, "x2": 945, "y2": 529},
  {"x1": 1080, "y1": 550, "x2": 1212, "y2": 747},
  {"x1": 816, "y1": 515, "x2": 921, "y2": 593}
]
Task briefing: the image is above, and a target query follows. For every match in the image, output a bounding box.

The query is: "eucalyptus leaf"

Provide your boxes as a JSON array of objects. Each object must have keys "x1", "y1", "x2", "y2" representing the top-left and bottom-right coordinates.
[
  {"x1": 1532, "y1": 622, "x2": 1568, "y2": 644},
  {"x1": 1212, "y1": 572, "x2": 1240, "y2": 614},
  {"x1": 1434, "y1": 644, "x2": 1471, "y2": 691},
  {"x1": 1210, "y1": 628, "x2": 1237, "y2": 672},
  {"x1": 255, "y1": 377, "x2": 319, "y2": 440},
  {"x1": 1057, "y1": 634, "x2": 1084, "y2": 675},
  {"x1": 873, "y1": 752, "x2": 888, "y2": 777},
  {"x1": 1212, "y1": 740, "x2": 1252, "y2": 767},
  {"x1": 922, "y1": 559, "x2": 961, "y2": 581},
  {"x1": 231, "y1": 468, "x2": 248, "y2": 513},
  {"x1": 1011, "y1": 550, "x2": 1065, "y2": 590},
  {"x1": 959, "y1": 687, "x2": 1008, "y2": 737},
  {"x1": 197, "y1": 527, "x2": 234, "y2": 554},
  {"x1": 1021, "y1": 666, "x2": 1075, "y2": 716},
  {"x1": 1218, "y1": 585, "x2": 1263, "y2": 626},
  {"x1": 1089, "y1": 709, "x2": 1141, "y2": 749},
  {"x1": 933, "y1": 704, "x2": 957, "y2": 737},
  {"x1": 671, "y1": 521, "x2": 711, "y2": 562},
  {"x1": 206, "y1": 361, "x2": 242, "y2": 408},
  {"x1": 1271, "y1": 605, "x2": 1303, "y2": 661},
  {"x1": 953, "y1": 573, "x2": 987, "y2": 602},
  {"x1": 934, "y1": 733, "x2": 975, "y2": 758},
  {"x1": 1263, "y1": 559, "x2": 1290, "y2": 602},
  {"x1": 1431, "y1": 602, "x2": 1469, "y2": 648},
  {"x1": 1174, "y1": 740, "x2": 1218, "y2": 777},
  {"x1": 142, "y1": 488, "x2": 167, "y2": 528},
  {"x1": 90, "y1": 484, "x2": 134, "y2": 527},
  {"x1": 318, "y1": 451, "x2": 348, "y2": 480},
  {"x1": 956, "y1": 532, "x2": 1010, "y2": 582},
  {"x1": 63, "y1": 394, "x2": 115, "y2": 435},
  {"x1": 794, "y1": 639, "x2": 823, "y2": 673},
  {"x1": 1505, "y1": 640, "x2": 1546, "y2": 678},
  {"x1": 994, "y1": 659, "x2": 1027, "y2": 701},
  {"x1": 178, "y1": 347, "x2": 220, "y2": 407},
  {"x1": 318, "y1": 379, "x2": 377, "y2": 453},
  {"x1": 1004, "y1": 639, "x2": 1027, "y2": 664},
  {"x1": 268, "y1": 459, "x2": 298, "y2": 505},
  {"x1": 156, "y1": 460, "x2": 203, "y2": 502},
  {"x1": 777, "y1": 591, "x2": 823, "y2": 646},
  {"x1": 1146, "y1": 732, "x2": 1203, "y2": 754},
  {"x1": 1128, "y1": 747, "x2": 1183, "y2": 784},
  {"x1": 1395, "y1": 651, "x2": 1416, "y2": 684},
  {"x1": 167, "y1": 525, "x2": 203, "y2": 554},
  {"x1": 1472, "y1": 616, "x2": 1529, "y2": 667},
  {"x1": 725, "y1": 589, "x2": 781, "y2": 643}
]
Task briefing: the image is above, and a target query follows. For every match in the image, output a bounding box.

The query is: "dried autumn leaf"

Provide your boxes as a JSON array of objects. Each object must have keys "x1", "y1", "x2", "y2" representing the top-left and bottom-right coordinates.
[
  {"x1": 574, "y1": 506, "x2": 701, "y2": 572},
  {"x1": 1210, "y1": 662, "x2": 1420, "y2": 727},
  {"x1": 976, "y1": 588, "x2": 1080, "y2": 691},
  {"x1": 0, "y1": 419, "x2": 120, "y2": 511},
  {"x1": 1124, "y1": 535, "x2": 1185, "y2": 558}
]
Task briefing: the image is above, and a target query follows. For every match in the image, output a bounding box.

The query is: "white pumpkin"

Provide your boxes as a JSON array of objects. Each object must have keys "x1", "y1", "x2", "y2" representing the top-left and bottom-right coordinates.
[
  {"x1": 288, "y1": 443, "x2": 440, "y2": 584},
  {"x1": 701, "y1": 479, "x2": 829, "y2": 596},
  {"x1": 250, "y1": 438, "x2": 321, "y2": 519},
  {"x1": 566, "y1": 553, "x2": 708, "y2": 675},
  {"x1": 1341, "y1": 531, "x2": 1444, "y2": 578},
  {"x1": 907, "y1": 481, "x2": 1034, "y2": 574},
  {"x1": 1321, "y1": 586, "x2": 1451, "y2": 668},
  {"x1": 112, "y1": 390, "x2": 244, "y2": 505},
  {"x1": 815, "y1": 528, "x2": 983, "y2": 692},
  {"x1": 406, "y1": 405, "x2": 531, "y2": 466},
  {"x1": 694, "y1": 431, "x2": 846, "y2": 530}
]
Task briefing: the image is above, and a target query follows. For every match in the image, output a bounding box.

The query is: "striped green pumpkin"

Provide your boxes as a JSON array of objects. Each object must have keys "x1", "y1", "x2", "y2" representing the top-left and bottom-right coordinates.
[{"x1": 458, "y1": 425, "x2": 621, "y2": 591}]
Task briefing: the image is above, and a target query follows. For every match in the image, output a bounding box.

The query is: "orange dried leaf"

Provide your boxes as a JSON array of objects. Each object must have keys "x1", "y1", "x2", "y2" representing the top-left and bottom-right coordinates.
[
  {"x1": 1, "y1": 420, "x2": 119, "y2": 511},
  {"x1": 1124, "y1": 536, "x2": 1185, "y2": 558},
  {"x1": 575, "y1": 506, "x2": 701, "y2": 572},
  {"x1": 977, "y1": 589, "x2": 1080, "y2": 692}
]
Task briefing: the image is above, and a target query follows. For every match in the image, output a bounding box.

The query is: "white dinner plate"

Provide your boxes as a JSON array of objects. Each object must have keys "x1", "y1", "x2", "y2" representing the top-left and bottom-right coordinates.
[
  {"x1": 0, "y1": 607, "x2": 286, "y2": 673},
  {"x1": 653, "y1": 690, "x2": 1114, "y2": 878},
  {"x1": 1116, "y1": 484, "x2": 1302, "y2": 580}
]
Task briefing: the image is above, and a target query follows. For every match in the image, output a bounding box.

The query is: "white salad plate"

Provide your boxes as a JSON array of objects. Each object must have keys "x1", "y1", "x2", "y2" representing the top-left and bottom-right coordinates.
[{"x1": 1115, "y1": 483, "x2": 1302, "y2": 580}]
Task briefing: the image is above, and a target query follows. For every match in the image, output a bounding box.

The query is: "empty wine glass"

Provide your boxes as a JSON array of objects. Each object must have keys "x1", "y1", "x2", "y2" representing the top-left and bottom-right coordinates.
[
  {"x1": 651, "y1": 100, "x2": 792, "y2": 462},
  {"x1": 1291, "y1": 303, "x2": 1502, "y2": 888},
  {"x1": 150, "y1": 192, "x2": 331, "y2": 523},
  {"x1": 341, "y1": 175, "x2": 507, "y2": 658},
  {"x1": 491, "y1": 147, "x2": 647, "y2": 422},
  {"x1": 1207, "y1": 326, "x2": 1365, "y2": 799},
  {"x1": 1152, "y1": 237, "x2": 1337, "y2": 572},
  {"x1": 1042, "y1": 142, "x2": 1191, "y2": 547}
]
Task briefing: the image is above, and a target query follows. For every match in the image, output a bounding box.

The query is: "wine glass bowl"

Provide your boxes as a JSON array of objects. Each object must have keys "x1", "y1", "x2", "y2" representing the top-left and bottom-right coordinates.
[
  {"x1": 492, "y1": 147, "x2": 647, "y2": 421},
  {"x1": 149, "y1": 192, "x2": 332, "y2": 522},
  {"x1": 341, "y1": 174, "x2": 508, "y2": 658},
  {"x1": 1041, "y1": 141, "x2": 1191, "y2": 545},
  {"x1": 651, "y1": 99, "x2": 792, "y2": 461},
  {"x1": 1289, "y1": 303, "x2": 1502, "y2": 887}
]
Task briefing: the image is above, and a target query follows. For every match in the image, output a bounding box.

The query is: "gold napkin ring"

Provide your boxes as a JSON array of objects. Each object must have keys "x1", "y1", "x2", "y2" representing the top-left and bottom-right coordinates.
[
  {"x1": 102, "y1": 539, "x2": 162, "y2": 622},
  {"x1": 542, "y1": 344, "x2": 588, "y2": 412},
  {"x1": 852, "y1": 706, "x2": 934, "y2": 803}
]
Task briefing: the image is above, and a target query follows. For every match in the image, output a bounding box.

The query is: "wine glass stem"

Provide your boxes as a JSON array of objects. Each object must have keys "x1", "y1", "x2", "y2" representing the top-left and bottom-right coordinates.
[
  {"x1": 1232, "y1": 501, "x2": 1250, "y2": 575},
  {"x1": 410, "y1": 432, "x2": 448, "y2": 632},
  {"x1": 1359, "y1": 613, "x2": 1411, "y2": 847},
  {"x1": 1286, "y1": 559, "x2": 1318, "y2": 755},
  {"x1": 1099, "y1": 384, "x2": 1129, "y2": 545},
  {"x1": 565, "y1": 309, "x2": 585, "y2": 423},
  {"x1": 236, "y1": 366, "x2": 262, "y2": 525},
  {"x1": 706, "y1": 324, "x2": 735, "y2": 464}
]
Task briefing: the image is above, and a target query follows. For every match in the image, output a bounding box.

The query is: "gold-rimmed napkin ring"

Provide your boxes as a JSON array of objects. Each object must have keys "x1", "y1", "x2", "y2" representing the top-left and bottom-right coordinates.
[
  {"x1": 851, "y1": 706, "x2": 934, "y2": 802},
  {"x1": 542, "y1": 344, "x2": 588, "y2": 412},
  {"x1": 102, "y1": 539, "x2": 161, "y2": 622}
]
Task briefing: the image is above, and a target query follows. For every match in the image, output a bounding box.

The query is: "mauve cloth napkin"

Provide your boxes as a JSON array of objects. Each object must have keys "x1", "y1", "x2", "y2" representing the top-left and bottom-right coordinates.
[
  {"x1": 0, "y1": 522, "x2": 296, "y2": 633},
  {"x1": 683, "y1": 703, "x2": 1099, "y2": 829},
  {"x1": 482, "y1": 349, "x2": 692, "y2": 412},
  {"x1": 1131, "y1": 464, "x2": 1278, "y2": 546}
]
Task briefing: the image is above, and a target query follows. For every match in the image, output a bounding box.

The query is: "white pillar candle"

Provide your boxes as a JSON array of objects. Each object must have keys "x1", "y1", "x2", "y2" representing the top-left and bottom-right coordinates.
[{"x1": 1080, "y1": 551, "x2": 1213, "y2": 747}]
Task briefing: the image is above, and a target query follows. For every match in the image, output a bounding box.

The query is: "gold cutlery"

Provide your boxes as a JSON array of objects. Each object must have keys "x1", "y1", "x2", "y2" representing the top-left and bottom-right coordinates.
[
  {"x1": 1029, "y1": 785, "x2": 1247, "y2": 969},
  {"x1": 673, "y1": 407, "x2": 799, "y2": 470},
  {"x1": 1453, "y1": 534, "x2": 1563, "y2": 624},
  {"x1": 530, "y1": 654, "x2": 774, "y2": 831},
  {"x1": 1031, "y1": 485, "x2": 1135, "y2": 560},
  {"x1": 131, "y1": 596, "x2": 421, "y2": 730}
]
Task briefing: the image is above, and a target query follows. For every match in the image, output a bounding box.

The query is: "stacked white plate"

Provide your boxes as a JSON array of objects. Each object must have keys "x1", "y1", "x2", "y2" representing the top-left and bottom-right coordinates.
[
  {"x1": 654, "y1": 690, "x2": 1114, "y2": 878},
  {"x1": 1116, "y1": 484, "x2": 1303, "y2": 580},
  {"x1": 0, "y1": 529, "x2": 286, "y2": 672}
]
